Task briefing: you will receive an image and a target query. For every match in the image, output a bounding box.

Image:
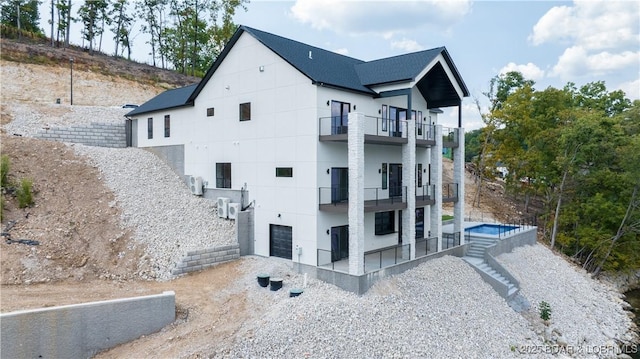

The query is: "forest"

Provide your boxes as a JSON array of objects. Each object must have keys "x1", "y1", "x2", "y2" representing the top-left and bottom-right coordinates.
[
  {"x1": 467, "y1": 72, "x2": 639, "y2": 275},
  {"x1": 1, "y1": 0, "x2": 248, "y2": 76}
]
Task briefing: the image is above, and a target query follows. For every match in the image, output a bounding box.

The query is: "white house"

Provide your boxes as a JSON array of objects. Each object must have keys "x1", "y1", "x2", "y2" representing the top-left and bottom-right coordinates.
[{"x1": 126, "y1": 26, "x2": 469, "y2": 293}]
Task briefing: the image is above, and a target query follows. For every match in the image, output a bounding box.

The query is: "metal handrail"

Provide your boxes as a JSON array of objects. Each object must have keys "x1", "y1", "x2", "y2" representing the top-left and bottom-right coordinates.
[
  {"x1": 319, "y1": 186, "x2": 408, "y2": 206},
  {"x1": 364, "y1": 243, "x2": 410, "y2": 271}
]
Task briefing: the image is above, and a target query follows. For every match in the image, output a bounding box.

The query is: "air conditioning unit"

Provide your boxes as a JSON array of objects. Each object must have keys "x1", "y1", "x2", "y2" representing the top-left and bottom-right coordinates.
[
  {"x1": 189, "y1": 176, "x2": 203, "y2": 196},
  {"x1": 217, "y1": 197, "x2": 230, "y2": 218},
  {"x1": 228, "y1": 203, "x2": 240, "y2": 220}
]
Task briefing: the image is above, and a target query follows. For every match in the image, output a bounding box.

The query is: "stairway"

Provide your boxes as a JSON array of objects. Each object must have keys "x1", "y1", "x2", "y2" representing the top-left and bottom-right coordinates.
[{"x1": 463, "y1": 238, "x2": 519, "y2": 299}]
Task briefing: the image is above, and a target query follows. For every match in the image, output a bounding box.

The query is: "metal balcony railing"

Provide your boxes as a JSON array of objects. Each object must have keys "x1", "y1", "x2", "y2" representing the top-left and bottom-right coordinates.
[
  {"x1": 442, "y1": 232, "x2": 461, "y2": 249},
  {"x1": 443, "y1": 183, "x2": 458, "y2": 202},
  {"x1": 364, "y1": 243, "x2": 411, "y2": 272},
  {"x1": 416, "y1": 123, "x2": 436, "y2": 142},
  {"x1": 416, "y1": 184, "x2": 435, "y2": 203},
  {"x1": 318, "y1": 186, "x2": 408, "y2": 207},
  {"x1": 319, "y1": 115, "x2": 408, "y2": 139},
  {"x1": 415, "y1": 236, "x2": 438, "y2": 258}
]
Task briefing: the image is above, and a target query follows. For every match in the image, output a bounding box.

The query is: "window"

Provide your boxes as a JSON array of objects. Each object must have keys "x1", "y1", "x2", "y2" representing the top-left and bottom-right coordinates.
[
  {"x1": 207, "y1": 107, "x2": 215, "y2": 117},
  {"x1": 147, "y1": 117, "x2": 153, "y2": 139},
  {"x1": 417, "y1": 163, "x2": 422, "y2": 187},
  {"x1": 375, "y1": 211, "x2": 395, "y2": 235},
  {"x1": 216, "y1": 163, "x2": 231, "y2": 188},
  {"x1": 164, "y1": 115, "x2": 170, "y2": 137},
  {"x1": 330, "y1": 100, "x2": 350, "y2": 134},
  {"x1": 381, "y1": 163, "x2": 387, "y2": 189},
  {"x1": 239, "y1": 102, "x2": 251, "y2": 121},
  {"x1": 276, "y1": 167, "x2": 293, "y2": 177},
  {"x1": 381, "y1": 104, "x2": 388, "y2": 132}
]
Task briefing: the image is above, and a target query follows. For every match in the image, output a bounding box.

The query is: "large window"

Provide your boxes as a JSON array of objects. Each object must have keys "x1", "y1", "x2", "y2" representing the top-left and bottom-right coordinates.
[
  {"x1": 239, "y1": 102, "x2": 251, "y2": 121},
  {"x1": 331, "y1": 100, "x2": 350, "y2": 134},
  {"x1": 216, "y1": 163, "x2": 231, "y2": 188},
  {"x1": 164, "y1": 115, "x2": 170, "y2": 137},
  {"x1": 147, "y1": 117, "x2": 153, "y2": 139},
  {"x1": 375, "y1": 211, "x2": 395, "y2": 235}
]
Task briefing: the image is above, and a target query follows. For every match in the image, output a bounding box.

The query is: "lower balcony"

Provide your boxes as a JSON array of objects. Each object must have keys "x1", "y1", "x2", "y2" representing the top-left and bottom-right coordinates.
[
  {"x1": 317, "y1": 243, "x2": 411, "y2": 273},
  {"x1": 318, "y1": 186, "x2": 408, "y2": 213}
]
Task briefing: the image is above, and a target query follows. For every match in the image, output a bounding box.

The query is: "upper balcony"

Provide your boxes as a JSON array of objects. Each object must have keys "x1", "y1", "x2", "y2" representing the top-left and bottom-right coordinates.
[
  {"x1": 416, "y1": 184, "x2": 436, "y2": 206},
  {"x1": 321, "y1": 115, "x2": 440, "y2": 147},
  {"x1": 318, "y1": 186, "x2": 408, "y2": 213},
  {"x1": 442, "y1": 127, "x2": 460, "y2": 148}
]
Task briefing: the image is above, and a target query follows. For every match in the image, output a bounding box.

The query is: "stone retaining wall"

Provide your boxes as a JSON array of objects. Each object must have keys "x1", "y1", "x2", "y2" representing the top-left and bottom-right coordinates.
[
  {"x1": 172, "y1": 244, "x2": 240, "y2": 275},
  {"x1": 0, "y1": 291, "x2": 175, "y2": 359},
  {"x1": 36, "y1": 122, "x2": 126, "y2": 148}
]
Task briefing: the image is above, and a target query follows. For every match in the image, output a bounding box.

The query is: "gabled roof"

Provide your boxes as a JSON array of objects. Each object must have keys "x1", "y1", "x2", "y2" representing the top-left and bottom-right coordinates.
[
  {"x1": 131, "y1": 25, "x2": 469, "y2": 117},
  {"x1": 126, "y1": 84, "x2": 197, "y2": 117}
]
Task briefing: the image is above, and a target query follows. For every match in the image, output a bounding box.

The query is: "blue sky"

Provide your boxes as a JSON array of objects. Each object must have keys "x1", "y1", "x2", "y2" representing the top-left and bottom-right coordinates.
[{"x1": 40, "y1": 0, "x2": 640, "y2": 130}]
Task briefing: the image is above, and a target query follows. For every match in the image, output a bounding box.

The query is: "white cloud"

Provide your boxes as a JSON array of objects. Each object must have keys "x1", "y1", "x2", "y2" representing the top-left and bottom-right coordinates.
[
  {"x1": 530, "y1": 1, "x2": 640, "y2": 81},
  {"x1": 617, "y1": 78, "x2": 640, "y2": 100},
  {"x1": 499, "y1": 62, "x2": 545, "y2": 81},
  {"x1": 289, "y1": 0, "x2": 472, "y2": 36},
  {"x1": 550, "y1": 46, "x2": 640, "y2": 79},
  {"x1": 529, "y1": 0, "x2": 640, "y2": 51},
  {"x1": 391, "y1": 38, "x2": 424, "y2": 52},
  {"x1": 334, "y1": 48, "x2": 350, "y2": 56}
]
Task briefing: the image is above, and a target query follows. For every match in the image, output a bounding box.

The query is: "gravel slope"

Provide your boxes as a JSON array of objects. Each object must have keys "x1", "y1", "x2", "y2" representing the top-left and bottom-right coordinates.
[{"x1": 72, "y1": 144, "x2": 236, "y2": 280}]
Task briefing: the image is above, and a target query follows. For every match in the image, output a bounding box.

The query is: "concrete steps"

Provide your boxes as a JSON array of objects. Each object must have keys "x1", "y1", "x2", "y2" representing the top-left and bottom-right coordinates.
[{"x1": 463, "y1": 238, "x2": 520, "y2": 300}]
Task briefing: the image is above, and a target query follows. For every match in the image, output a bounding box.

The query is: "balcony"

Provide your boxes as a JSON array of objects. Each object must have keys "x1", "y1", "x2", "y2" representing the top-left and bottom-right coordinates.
[
  {"x1": 319, "y1": 116, "x2": 408, "y2": 146},
  {"x1": 442, "y1": 127, "x2": 459, "y2": 148},
  {"x1": 318, "y1": 186, "x2": 408, "y2": 213},
  {"x1": 317, "y1": 243, "x2": 411, "y2": 273},
  {"x1": 415, "y1": 236, "x2": 438, "y2": 258},
  {"x1": 416, "y1": 184, "x2": 436, "y2": 206},
  {"x1": 443, "y1": 182, "x2": 459, "y2": 203},
  {"x1": 416, "y1": 123, "x2": 436, "y2": 147}
]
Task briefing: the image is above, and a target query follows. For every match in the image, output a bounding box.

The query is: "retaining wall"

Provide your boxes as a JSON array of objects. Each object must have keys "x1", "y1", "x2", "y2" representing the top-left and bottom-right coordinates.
[
  {"x1": 172, "y1": 244, "x2": 240, "y2": 275},
  {"x1": 0, "y1": 291, "x2": 175, "y2": 359},
  {"x1": 36, "y1": 122, "x2": 127, "y2": 148}
]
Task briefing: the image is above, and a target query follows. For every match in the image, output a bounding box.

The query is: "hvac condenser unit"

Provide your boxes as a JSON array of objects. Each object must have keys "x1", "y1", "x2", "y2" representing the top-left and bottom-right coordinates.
[
  {"x1": 228, "y1": 203, "x2": 240, "y2": 220},
  {"x1": 189, "y1": 176, "x2": 203, "y2": 196},
  {"x1": 217, "y1": 197, "x2": 230, "y2": 218}
]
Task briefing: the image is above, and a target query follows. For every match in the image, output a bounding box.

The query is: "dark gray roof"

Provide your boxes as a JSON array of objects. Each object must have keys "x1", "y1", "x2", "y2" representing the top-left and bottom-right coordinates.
[
  {"x1": 133, "y1": 26, "x2": 469, "y2": 117},
  {"x1": 355, "y1": 47, "x2": 444, "y2": 86},
  {"x1": 126, "y1": 84, "x2": 197, "y2": 117}
]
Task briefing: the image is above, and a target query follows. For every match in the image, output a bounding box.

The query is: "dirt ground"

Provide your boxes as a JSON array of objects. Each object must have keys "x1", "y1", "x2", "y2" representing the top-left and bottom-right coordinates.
[{"x1": 0, "y1": 40, "x2": 527, "y2": 357}]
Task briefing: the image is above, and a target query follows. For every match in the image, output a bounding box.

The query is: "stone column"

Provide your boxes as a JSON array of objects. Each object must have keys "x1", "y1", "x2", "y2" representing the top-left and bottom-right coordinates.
[
  {"x1": 402, "y1": 109, "x2": 416, "y2": 259},
  {"x1": 430, "y1": 125, "x2": 443, "y2": 252},
  {"x1": 348, "y1": 112, "x2": 365, "y2": 275},
  {"x1": 453, "y1": 127, "x2": 466, "y2": 244}
]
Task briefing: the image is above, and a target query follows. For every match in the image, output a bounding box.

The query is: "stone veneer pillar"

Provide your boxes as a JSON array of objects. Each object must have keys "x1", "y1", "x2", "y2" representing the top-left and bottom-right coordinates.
[
  {"x1": 402, "y1": 111, "x2": 416, "y2": 259},
  {"x1": 453, "y1": 127, "x2": 466, "y2": 244},
  {"x1": 430, "y1": 125, "x2": 443, "y2": 252},
  {"x1": 347, "y1": 112, "x2": 365, "y2": 275}
]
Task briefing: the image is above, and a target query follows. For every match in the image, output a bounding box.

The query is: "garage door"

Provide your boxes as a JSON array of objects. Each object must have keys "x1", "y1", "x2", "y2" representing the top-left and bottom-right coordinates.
[{"x1": 270, "y1": 224, "x2": 292, "y2": 259}]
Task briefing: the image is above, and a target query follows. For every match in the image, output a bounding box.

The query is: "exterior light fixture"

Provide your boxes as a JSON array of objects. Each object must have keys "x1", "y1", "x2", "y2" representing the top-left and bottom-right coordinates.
[{"x1": 326, "y1": 169, "x2": 330, "y2": 174}]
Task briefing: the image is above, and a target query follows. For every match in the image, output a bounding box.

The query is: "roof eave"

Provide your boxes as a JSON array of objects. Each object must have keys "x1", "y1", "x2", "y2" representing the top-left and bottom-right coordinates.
[{"x1": 126, "y1": 102, "x2": 194, "y2": 117}]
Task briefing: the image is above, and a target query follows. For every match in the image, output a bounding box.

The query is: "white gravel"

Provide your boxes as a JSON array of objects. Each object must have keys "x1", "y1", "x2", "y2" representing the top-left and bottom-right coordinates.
[
  {"x1": 214, "y1": 246, "x2": 637, "y2": 358},
  {"x1": 71, "y1": 144, "x2": 236, "y2": 280}
]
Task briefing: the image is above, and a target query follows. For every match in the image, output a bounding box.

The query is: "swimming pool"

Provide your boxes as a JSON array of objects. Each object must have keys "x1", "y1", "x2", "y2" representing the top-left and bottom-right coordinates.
[{"x1": 466, "y1": 224, "x2": 519, "y2": 235}]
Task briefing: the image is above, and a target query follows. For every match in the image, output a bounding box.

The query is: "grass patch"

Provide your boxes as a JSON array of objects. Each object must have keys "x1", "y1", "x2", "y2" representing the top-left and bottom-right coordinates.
[{"x1": 442, "y1": 215, "x2": 454, "y2": 221}]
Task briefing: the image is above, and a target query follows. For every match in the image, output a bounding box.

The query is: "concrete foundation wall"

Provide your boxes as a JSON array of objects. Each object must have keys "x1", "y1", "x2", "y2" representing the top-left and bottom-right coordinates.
[
  {"x1": 36, "y1": 122, "x2": 127, "y2": 148},
  {"x1": 172, "y1": 244, "x2": 240, "y2": 275},
  {"x1": 294, "y1": 244, "x2": 468, "y2": 295},
  {"x1": 486, "y1": 227, "x2": 537, "y2": 257},
  {"x1": 0, "y1": 291, "x2": 175, "y2": 359},
  {"x1": 237, "y1": 209, "x2": 254, "y2": 256},
  {"x1": 145, "y1": 145, "x2": 185, "y2": 178}
]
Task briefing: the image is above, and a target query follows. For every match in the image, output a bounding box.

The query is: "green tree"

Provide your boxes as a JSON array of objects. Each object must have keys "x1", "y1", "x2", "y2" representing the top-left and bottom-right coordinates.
[
  {"x1": 109, "y1": 0, "x2": 134, "y2": 59},
  {"x1": 1, "y1": 0, "x2": 42, "y2": 34},
  {"x1": 78, "y1": 0, "x2": 109, "y2": 54}
]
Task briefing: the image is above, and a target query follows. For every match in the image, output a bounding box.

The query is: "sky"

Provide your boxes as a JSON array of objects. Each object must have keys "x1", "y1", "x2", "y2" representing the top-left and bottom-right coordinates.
[{"x1": 38, "y1": 0, "x2": 640, "y2": 131}]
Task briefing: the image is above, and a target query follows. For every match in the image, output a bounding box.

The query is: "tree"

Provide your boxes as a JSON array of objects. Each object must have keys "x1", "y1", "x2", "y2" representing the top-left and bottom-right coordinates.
[
  {"x1": 1, "y1": 0, "x2": 42, "y2": 34},
  {"x1": 137, "y1": 0, "x2": 168, "y2": 67},
  {"x1": 78, "y1": 0, "x2": 109, "y2": 54},
  {"x1": 110, "y1": 0, "x2": 134, "y2": 58},
  {"x1": 472, "y1": 71, "x2": 535, "y2": 208}
]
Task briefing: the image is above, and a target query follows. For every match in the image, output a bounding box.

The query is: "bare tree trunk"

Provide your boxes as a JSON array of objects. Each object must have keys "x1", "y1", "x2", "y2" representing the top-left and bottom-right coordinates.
[
  {"x1": 550, "y1": 167, "x2": 568, "y2": 249},
  {"x1": 51, "y1": 0, "x2": 55, "y2": 47},
  {"x1": 593, "y1": 185, "x2": 638, "y2": 276},
  {"x1": 65, "y1": 0, "x2": 71, "y2": 48}
]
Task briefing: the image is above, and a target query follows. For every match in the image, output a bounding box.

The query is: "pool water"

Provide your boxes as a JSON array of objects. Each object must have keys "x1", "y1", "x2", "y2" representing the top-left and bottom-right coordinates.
[{"x1": 466, "y1": 224, "x2": 519, "y2": 235}]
